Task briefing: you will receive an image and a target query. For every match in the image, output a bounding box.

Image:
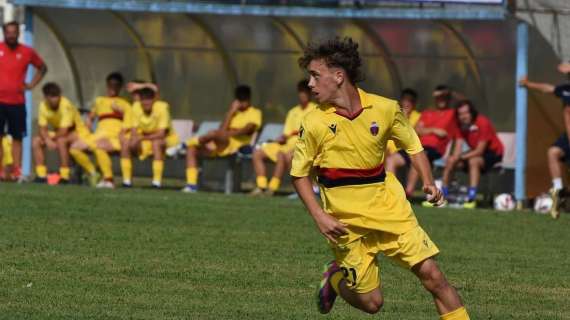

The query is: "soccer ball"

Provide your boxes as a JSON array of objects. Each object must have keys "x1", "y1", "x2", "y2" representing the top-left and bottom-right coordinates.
[
  {"x1": 494, "y1": 193, "x2": 516, "y2": 211},
  {"x1": 533, "y1": 194, "x2": 552, "y2": 214}
]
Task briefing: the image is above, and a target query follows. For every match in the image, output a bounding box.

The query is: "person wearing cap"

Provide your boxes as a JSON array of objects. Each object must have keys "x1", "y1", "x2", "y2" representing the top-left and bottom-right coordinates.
[
  {"x1": 520, "y1": 62, "x2": 570, "y2": 219},
  {"x1": 405, "y1": 85, "x2": 459, "y2": 200}
]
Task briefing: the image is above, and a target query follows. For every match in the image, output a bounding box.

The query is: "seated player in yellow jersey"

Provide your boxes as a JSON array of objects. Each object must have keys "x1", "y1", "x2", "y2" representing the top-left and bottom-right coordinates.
[
  {"x1": 69, "y1": 72, "x2": 132, "y2": 188},
  {"x1": 31, "y1": 83, "x2": 89, "y2": 184},
  {"x1": 292, "y1": 38, "x2": 469, "y2": 319},
  {"x1": 182, "y1": 85, "x2": 262, "y2": 193},
  {"x1": 250, "y1": 80, "x2": 316, "y2": 196},
  {"x1": 385, "y1": 88, "x2": 422, "y2": 180},
  {"x1": 119, "y1": 88, "x2": 179, "y2": 188}
]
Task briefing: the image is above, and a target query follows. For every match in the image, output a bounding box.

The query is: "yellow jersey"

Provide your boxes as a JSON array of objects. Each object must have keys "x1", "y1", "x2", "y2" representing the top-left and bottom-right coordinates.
[
  {"x1": 386, "y1": 109, "x2": 421, "y2": 153},
  {"x1": 282, "y1": 102, "x2": 317, "y2": 149},
  {"x1": 132, "y1": 100, "x2": 173, "y2": 134},
  {"x1": 228, "y1": 106, "x2": 262, "y2": 148},
  {"x1": 291, "y1": 88, "x2": 423, "y2": 236},
  {"x1": 38, "y1": 96, "x2": 87, "y2": 132},
  {"x1": 91, "y1": 96, "x2": 132, "y2": 136}
]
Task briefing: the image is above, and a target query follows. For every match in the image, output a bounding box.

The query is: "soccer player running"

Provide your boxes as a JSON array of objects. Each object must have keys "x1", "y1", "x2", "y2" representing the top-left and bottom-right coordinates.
[
  {"x1": 120, "y1": 88, "x2": 179, "y2": 188},
  {"x1": 70, "y1": 72, "x2": 132, "y2": 188},
  {"x1": 32, "y1": 83, "x2": 89, "y2": 184},
  {"x1": 292, "y1": 38, "x2": 469, "y2": 319},
  {"x1": 441, "y1": 100, "x2": 503, "y2": 209},
  {"x1": 520, "y1": 62, "x2": 570, "y2": 218},
  {"x1": 385, "y1": 88, "x2": 422, "y2": 174},
  {"x1": 250, "y1": 80, "x2": 316, "y2": 196},
  {"x1": 182, "y1": 85, "x2": 262, "y2": 193},
  {"x1": 0, "y1": 21, "x2": 47, "y2": 181}
]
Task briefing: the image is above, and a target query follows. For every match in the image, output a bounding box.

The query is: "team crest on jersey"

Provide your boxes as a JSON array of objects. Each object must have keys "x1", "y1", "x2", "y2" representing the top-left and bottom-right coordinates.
[
  {"x1": 329, "y1": 123, "x2": 337, "y2": 134},
  {"x1": 370, "y1": 121, "x2": 379, "y2": 136}
]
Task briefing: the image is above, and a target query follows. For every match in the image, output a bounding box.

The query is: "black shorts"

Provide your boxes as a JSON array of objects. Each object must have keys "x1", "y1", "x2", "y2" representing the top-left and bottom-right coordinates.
[
  {"x1": 0, "y1": 104, "x2": 26, "y2": 140},
  {"x1": 397, "y1": 146, "x2": 442, "y2": 166},
  {"x1": 481, "y1": 151, "x2": 503, "y2": 172},
  {"x1": 553, "y1": 134, "x2": 570, "y2": 163}
]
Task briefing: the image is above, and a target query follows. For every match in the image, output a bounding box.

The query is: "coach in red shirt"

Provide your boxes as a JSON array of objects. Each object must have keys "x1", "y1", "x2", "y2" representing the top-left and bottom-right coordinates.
[
  {"x1": 0, "y1": 21, "x2": 47, "y2": 180},
  {"x1": 442, "y1": 100, "x2": 504, "y2": 208}
]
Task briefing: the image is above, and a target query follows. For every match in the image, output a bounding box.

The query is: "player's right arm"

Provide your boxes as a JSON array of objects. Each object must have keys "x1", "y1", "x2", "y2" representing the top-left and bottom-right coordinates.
[
  {"x1": 519, "y1": 76, "x2": 555, "y2": 93},
  {"x1": 220, "y1": 100, "x2": 241, "y2": 131},
  {"x1": 291, "y1": 118, "x2": 347, "y2": 243},
  {"x1": 414, "y1": 121, "x2": 447, "y2": 137}
]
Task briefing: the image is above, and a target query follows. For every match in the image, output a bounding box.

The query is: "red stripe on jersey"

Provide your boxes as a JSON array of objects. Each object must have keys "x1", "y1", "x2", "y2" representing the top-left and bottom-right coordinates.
[
  {"x1": 318, "y1": 164, "x2": 385, "y2": 180},
  {"x1": 98, "y1": 112, "x2": 123, "y2": 121}
]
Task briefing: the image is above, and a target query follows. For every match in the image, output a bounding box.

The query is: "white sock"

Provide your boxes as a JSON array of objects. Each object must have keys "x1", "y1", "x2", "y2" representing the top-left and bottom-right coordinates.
[{"x1": 552, "y1": 178, "x2": 563, "y2": 190}]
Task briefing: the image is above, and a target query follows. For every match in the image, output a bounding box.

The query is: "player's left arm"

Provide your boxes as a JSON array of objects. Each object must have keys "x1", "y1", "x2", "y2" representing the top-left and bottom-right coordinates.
[
  {"x1": 25, "y1": 51, "x2": 47, "y2": 90},
  {"x1": 228, "y1": 123, "x2": 257, "y2": 136},
  {"x1": 391, "y1": 104, "x2": 443, "y2": 205},
  {"x1": 143, "y1": 129, "x2": 166, "y2": 140}
]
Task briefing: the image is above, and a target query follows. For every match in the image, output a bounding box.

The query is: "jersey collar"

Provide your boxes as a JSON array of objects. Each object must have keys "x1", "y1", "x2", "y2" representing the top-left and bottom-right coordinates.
[{"x1": 322, "y1": 88, "x2": 373, "y2": 116}]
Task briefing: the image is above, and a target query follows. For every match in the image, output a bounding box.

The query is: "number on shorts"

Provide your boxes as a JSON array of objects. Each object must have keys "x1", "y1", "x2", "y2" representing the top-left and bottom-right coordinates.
[{"x1": 340, "y1": 267, "x2": 357, "y2": 287}]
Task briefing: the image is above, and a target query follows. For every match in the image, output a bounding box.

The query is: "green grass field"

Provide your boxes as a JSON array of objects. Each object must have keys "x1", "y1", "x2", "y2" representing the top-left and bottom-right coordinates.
[{"x1": 0, "y1": 183, "x2": 569, "y2": 319}]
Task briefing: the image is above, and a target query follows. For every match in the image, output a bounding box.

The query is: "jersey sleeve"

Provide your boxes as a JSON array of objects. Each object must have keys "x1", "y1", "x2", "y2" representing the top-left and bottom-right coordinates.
[
  {"x1": 251, "y1": 109, "x2": 262, "y2": 130},
  {"x1": 37, "y1": 103, "x2": 48, "y2": 127},
  {"x1": 391, "y1": 104, "x2": 423, "y2": 155},
  {"x1": 29, "y1": 48, "x2": 44, "y2": 68},
  {"x1": 291, "y1": 117, "x2": 321, "y2": 177},
  {"x1": 157, "y1": 103, "x2": 170, "y2": 130},
  {"x1": 282, "y1": 109, "x2": 296, "y2": 136},
  {"x1": 478, "y1": 118, "x2": 493, "y2": 142}
]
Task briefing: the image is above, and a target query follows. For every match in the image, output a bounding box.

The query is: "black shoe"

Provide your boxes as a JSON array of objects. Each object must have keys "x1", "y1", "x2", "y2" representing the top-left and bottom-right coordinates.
[
  {"x1": 33, "y1": 177, "x2": 47, "y2": 184},
  {"x1": 58, "y1": 179, "x2": 70, "y2": 185},
  {"x1": 122, "y1": 183, "x2": 132, "y2": 188}
]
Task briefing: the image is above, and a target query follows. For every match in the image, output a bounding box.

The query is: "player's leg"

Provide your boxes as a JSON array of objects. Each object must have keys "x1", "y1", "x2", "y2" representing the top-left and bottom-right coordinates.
[
  {"x1": 151, "y1": 138, "x2": 166, "y2": 188},
  {"x1": 319, "y1": 235, "x2": 384, "y2": 314},
  {"x1": 405, "y1": 167, "x2": 420, "y2": 197},
  {"x1": 32, "y1": 135, "x2": 48, "y2": 182},
  {"x1": 183, "y1": 144, "x2": 200, "y2": 193},
  {"x1": 385, "y1": 151, "x2": 406, "y2": 174},
  {"x1": 442, "y1": 157, "x2": 462, "y2": 199},
  {"x1": 70, "y1": 139, "x2": 99, "y2": 186},
  {"x1": 119, "y1": 134, "x2": 134, "y2": 187},
  {"x1": 6, "y1": 106, "x2": 26, "y2": 180},
  {"x1": 267, "y1": 151, "x2": 288, "y2": 195},
  {"x1": 94, "y1": 138, "x2": 116, "y2": 188},
  {"x1": 547, "y1": 143, "x2": 566, "y2": 219},
  {"x1": 55, "y1": 133, "x2": 74, "y2": 184},
  {"x1": 463, "y1": 156, "x2": 484, "y2": 208},
  {"x1": 251, "y1": 148, "x2": 269, "y2": 195},
  {"x1": 412, "y1": 259, "x2": 469, "y2": 320}
]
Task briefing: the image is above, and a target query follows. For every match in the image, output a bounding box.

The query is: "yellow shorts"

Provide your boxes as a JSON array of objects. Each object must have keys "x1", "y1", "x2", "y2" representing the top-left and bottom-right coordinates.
[
  {"x1": 87, "y1": 130, "x2": 121, "y2": 151},
  {"x1": 331, "y1": 225, "x2": 440, "y2": 294},
  {"x1": 260, "y1": 142, "x2": 293, "y2": 162},
  {"x1": 186, "y1": 136, "x2": 244, "y2": 158},
  {"x1": 139, "y1": 133, "x2": 180, "y2": 160}
]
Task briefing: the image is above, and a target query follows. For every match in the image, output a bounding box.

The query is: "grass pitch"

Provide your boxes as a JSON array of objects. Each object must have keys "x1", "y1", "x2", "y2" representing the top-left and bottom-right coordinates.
[{"x1": 0, "y1": 183, "x2": 569, "y2": 319}]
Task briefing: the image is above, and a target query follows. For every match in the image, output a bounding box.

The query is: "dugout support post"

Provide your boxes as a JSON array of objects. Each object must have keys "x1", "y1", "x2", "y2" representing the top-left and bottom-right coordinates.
[
  {"x1": 515, "y1": 21, "x2": 528, "y2": 208},
  {"x1": 23, "y1": 7, "x2": 34, "y2": 178}
]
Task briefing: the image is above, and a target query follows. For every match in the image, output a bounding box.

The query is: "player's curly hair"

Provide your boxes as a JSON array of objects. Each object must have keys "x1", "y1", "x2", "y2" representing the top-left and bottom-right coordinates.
[{"x1": 298, "y1": 37, "x2": 364, "y2": 84}]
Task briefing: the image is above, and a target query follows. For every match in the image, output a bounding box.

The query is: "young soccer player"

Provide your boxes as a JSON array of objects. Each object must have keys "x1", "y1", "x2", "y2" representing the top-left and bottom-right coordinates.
[
  {"x1": 32, "y1": 83, "x2": 89, "y2": 184},
  {"x1": 70, "y1": 72, "x2": 132, "y2": 188},
  {"x1": 520, "y1": 62, "x2": 570, "y2": 218},
  {"x1": 250, "y1": 80, "x2": 316, "y2": 196},
  {"x1": 120, "y1": 88, "x2": 179, "y2": 188},
  {"x1": 441, "y1": 100, "x2": 503, "y2": 209},
  {"x1": 292, "y1": 37, "x2": 469, "y2": 319},
  {"x1": 385, "y1": 88, "x2": 422, "y2": 174},
  {"x1": 182, "y1": 85, "x2": 262, "y2": 193}
]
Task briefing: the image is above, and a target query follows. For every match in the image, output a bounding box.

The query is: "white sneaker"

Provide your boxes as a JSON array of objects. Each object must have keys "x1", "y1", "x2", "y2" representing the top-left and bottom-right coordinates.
[
  {"x1": 151, "y1": 181, "x2": 162, "y2": 189},
  {"x1": 96, "y1": 180, "x2": 115, "y2": 189},
  {"x1": 181, "y1": 184, "x2": 197, "y2": 193}
]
